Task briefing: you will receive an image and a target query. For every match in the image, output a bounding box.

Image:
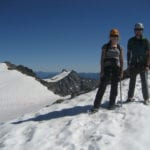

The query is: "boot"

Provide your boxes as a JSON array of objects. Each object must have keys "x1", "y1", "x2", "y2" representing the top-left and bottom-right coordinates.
[
  {"x1": 89, "y1": 107, "x2": 99, "y2": 114},
  {"x1": 108, "y1": 104, "x2": 116, "y2": 110},
  {"x1": 126, "y1": 98, "x2": 135, "y2": 103},
  {"x1": 108, "y1": 100, "x2": 116, "y2": 110},
  {"x1": 144, "y1": 99, "x2": 149, "y2": 105}
]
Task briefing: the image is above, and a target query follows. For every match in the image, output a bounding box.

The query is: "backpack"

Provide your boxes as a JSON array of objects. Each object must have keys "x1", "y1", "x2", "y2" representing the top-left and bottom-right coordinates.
[{"x1": 103, "y1": 42, "x2": 122, "y2": 68}]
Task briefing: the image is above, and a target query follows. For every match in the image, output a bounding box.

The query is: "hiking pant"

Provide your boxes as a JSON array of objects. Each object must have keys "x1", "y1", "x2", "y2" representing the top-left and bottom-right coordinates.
[
  {"x1": 128, "y1": 70, "x2": 149, "y2": 100},
  {"x1": 94, "y1": 67, "x2": 120, "y2": 108}
]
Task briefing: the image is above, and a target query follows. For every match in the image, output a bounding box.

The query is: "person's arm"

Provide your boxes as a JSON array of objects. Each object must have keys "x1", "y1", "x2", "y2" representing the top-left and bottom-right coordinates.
[
  {"x1": 100, "y1": 48, "x2": 105, "y2": 77},
  {"x1": 127, "y1": 49, "x2": 131, "y2": 67},
  {"x1": 145, "y1": 39, "x2": 150, "y2": 70},
  {"x1": 127, "y1": 39, "x2": 131, "y2": 67},
  {"x1": 120, "y1": 48, "x2": 124, "y2": 78},
  {"x1": 146, "y1": 50, "x2": 150, "y2": 66},
  {"x1": 146, "y1": 40, "x2": 150, "y2": 67}
]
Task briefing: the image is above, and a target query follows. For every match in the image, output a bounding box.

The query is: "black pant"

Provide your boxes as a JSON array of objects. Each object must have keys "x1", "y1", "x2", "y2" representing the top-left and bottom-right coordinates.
[
  {"x1": 128, "y1": 70, "x2": 149, "y2": 100},
  {"x1": 94, "y1": 67, "x2": 120, "y2": 108}
]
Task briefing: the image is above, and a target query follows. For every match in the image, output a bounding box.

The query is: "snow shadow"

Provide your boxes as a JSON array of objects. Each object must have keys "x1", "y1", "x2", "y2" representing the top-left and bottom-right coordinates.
[{"x1": 12, "y1": 105, "x2": 92, "y2": 124}]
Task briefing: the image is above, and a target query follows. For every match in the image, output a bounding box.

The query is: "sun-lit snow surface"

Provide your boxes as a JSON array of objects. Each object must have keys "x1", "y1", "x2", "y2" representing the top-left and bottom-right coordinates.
[
  {"x1": 0, "y1": 71, "x2": 150, "y2": 150},
  {"x1": 44, "y1": 70, "x2": 71, "y2": 82},
  {"x1": 0, "y1": 63, "x2": 61, "y2": 122}
]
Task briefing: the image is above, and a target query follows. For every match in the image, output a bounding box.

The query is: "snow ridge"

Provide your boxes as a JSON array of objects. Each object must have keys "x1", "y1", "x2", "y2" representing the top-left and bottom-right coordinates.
[
  {"x1": 0, "y1": 63, "x2": 60, "y2": 122},
  {"x1": 44, "y1": 70, "x2": 71, "y2": 82}
]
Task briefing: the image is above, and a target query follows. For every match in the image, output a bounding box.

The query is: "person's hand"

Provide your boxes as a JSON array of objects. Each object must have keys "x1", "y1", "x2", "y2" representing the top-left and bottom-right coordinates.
[
  {"x1": 120, "y1": 71, "x2": 123, "y2": 79},
  {"x1": 100, "y1": 71, "x2": 104, "y2": 78},
  {"x1": 127, "y1": 65, "x2": 134, "y2": 75},
  {"x1": 145, "y1": 66, "x2": 149, "y2": 71}
]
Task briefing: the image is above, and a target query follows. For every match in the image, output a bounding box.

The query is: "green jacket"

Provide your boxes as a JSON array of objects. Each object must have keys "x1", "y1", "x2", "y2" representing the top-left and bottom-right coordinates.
[{"x1": 127, "y1": 36, "x2": 150, "y2": 66}]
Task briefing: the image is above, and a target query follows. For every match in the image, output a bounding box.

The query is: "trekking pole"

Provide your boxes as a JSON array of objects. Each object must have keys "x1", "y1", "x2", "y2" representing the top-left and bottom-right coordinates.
[{"x1": 120, "y1": 78, "x2": 123, "y2": 107}]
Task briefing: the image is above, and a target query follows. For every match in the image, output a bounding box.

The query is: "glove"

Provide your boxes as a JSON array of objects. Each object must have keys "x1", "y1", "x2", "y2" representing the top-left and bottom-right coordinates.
[
  {"x1": 120, "y1": 71, "x2": 123, "y2": 79},
  {"x1": 145, "y1": 65, "x2": 149, "y2": 71},
  {"x1": 119, "y1": 67, "x2": 123, "y2": 79},
  {"x1": 100, "y1": 71, "x2": 104, "y2": 78}
]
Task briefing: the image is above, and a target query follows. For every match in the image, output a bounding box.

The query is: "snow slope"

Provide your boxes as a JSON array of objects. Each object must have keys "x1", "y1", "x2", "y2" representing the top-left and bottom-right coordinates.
[
  {"x1": 0, "y1": 63, "x2": 61, "y2": 122},
  {"x1": 44, "y1": 70, "x2": 71, "y2": 82},
  {"x1": 0, "y1": 72, "x2": 150, "y2": 150}
]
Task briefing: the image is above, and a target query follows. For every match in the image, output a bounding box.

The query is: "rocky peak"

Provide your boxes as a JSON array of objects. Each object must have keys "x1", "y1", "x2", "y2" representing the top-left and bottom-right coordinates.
[
  {"x1": 5, "y1": 61, "x2": 37, "y2": 78},
  {"x1": 47, "y1": 70, "x2": 98, "y2": 97}
]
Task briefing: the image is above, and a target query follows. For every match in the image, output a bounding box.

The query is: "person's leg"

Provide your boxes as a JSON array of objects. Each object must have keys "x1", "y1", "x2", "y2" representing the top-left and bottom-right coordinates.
[
  {"x1": 140, "y1": 71, "x2": 149, "y2": 102},
  {"x1": 109, "y1": 68, "x2": 119, "y2": 107},
  {"x1": 93, "y1": 77, "x2": 107, "y2": 108},
  {"x1": 127, "y1": 71, "x2": 137, "y2": 100}
]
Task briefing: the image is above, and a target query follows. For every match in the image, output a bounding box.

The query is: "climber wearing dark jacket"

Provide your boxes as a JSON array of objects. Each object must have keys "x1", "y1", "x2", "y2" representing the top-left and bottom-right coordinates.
[{"x1": 126, "y1": 23, "x2": 150, "y2": 105}]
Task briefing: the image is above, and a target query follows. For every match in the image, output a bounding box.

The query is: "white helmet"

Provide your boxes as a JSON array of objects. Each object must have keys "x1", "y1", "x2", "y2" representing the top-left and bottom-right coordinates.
[{"x1": 134, "y1": 23, "x2": 144, "y2": 29}]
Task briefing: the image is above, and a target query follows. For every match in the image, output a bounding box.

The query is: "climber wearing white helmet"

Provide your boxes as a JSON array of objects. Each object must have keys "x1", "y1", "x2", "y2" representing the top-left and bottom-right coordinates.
[{"x1": 126, "y1": 23, "x2": 150, "y2": 105}]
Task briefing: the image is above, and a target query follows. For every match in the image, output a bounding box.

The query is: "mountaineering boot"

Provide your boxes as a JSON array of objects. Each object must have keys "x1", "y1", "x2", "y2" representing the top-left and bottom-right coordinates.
[
  {"x1": 125, "y1": 98, "x2": 135, "y2": 103},
  {"x1": 108, "y1": 98, "x2": 116, "y2": 110},
  {"x1": 108, "y1": 104, "x2": 116, "y2": 110},
  {"x1": 143, "y1": 99, "x2": 149, "y2": 105},
  {"x1": 89, "y1": 107, "x2": 99, "y2": 114}
]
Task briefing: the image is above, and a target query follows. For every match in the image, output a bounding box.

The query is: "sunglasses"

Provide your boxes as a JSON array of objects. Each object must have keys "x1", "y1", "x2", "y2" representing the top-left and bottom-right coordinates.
[
  {"x1": 110, "y1": 35, "x2": 119, "y2": 37},
  {"x1": 134, "y1": 28, "x2": 143, "y2": 31}
]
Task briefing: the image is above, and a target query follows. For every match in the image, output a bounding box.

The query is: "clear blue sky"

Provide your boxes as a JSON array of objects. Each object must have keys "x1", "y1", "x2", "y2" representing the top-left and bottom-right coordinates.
[{"x1": 0, "y1": 0, "x2": 150, "y2": 72}]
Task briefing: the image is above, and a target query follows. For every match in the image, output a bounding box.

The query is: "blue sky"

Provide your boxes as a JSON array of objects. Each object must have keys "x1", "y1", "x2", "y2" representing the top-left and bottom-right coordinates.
[{"x1": 0, "y1": 0, "x2": 150, "y2": 72}]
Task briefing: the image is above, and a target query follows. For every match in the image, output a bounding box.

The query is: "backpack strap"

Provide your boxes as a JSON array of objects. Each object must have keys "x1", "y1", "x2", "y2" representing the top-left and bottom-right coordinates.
[
  {"x1": 117, "y1": 44, "x2": 122, "y2": 52},
  {"x1": 105, "y1": 42, "x2": 122, "y2": 53},
  {"x1": 105, "y1": 42, "x2": 111, "y2": 52}
]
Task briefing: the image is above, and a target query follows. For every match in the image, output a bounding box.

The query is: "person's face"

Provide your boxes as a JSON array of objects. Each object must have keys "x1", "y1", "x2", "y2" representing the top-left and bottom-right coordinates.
[
  {"x1": 134, "y1": 28, "x2": 143, "y2": 37},
  {"x1": 110, "y1": 35, "x2": 119, "y2": 43}
]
